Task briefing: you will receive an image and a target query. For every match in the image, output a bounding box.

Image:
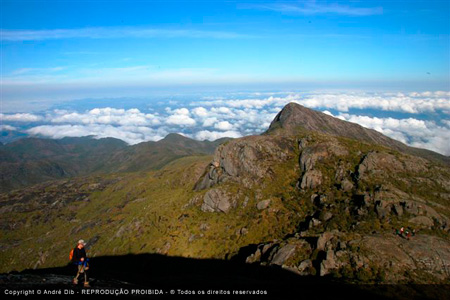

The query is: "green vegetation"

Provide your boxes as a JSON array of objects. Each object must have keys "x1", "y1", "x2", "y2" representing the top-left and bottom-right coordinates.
[
  {"x1": 0, "y1": 151, "x2": 306, "y2": 272},
  {"x1": 1, "y1": 126, "x2": 449, "y2": 286}
]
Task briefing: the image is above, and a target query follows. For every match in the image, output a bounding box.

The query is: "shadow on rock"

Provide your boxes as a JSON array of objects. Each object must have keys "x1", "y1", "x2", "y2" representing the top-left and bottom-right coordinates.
[{"x1": 1, "y1": 253, "x2": 448, "y2": 299}]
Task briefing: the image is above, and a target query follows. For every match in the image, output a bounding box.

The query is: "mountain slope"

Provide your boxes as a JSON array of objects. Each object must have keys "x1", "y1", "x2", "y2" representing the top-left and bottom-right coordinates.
[
  {"x1": 0, "y1": 137, "x2": 128, "y2": 192},
  {"x1": 0, "y1": 103, "x2": 449, "y2": 286},
  {"x1": 193, "y1": 103, "x2": 450, "y2": 283},
  {"x1": 0, "y1": 134, "x2": 228, "y2": 192},
  {"x1": 267, "y1": 103, "x2": 449, "y2": 165},
  {"x1": 100, "y1": 133, "x2": 229, "y2": 173}
]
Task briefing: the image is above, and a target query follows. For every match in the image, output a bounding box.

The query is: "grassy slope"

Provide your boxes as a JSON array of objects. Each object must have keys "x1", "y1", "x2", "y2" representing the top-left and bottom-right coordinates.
[
  {"x1": 0, "y1": 151, "x2": 303, "y2": 272},
  {"x1": 1, "y1": 133, "x2": 449, "y2": 281}
]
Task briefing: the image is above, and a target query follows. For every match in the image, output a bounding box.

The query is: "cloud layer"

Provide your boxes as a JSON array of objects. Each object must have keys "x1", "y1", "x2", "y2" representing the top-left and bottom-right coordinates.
[
  {"x1": 1, "y1": 27, "x2": 251, "y2": 42},
  {"x1": 243, "y1": 1, "x2": 383, "y2": 16},
  {"x1": 1, "y1": 91, "x2": 449, "y2": 155}
]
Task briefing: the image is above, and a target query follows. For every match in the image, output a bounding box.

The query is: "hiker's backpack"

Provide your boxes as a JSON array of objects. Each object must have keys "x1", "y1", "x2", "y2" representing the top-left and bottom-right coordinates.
[{"x1": 69, "y1": 248, "x2": 75, "y2": 261}]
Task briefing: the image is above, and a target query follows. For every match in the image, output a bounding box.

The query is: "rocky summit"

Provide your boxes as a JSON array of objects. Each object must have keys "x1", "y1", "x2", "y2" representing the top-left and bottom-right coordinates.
[{"x1": 1, "y1": 103, "x2": 449, "y2": 295}]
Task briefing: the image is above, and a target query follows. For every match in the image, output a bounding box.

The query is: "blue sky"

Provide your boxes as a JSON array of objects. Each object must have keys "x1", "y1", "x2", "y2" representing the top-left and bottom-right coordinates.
[
  {"x1": 1, "y1": 1, "x2": 450, "y2": 155},
  {"x1": 2, "y1": 0, "x2": 449, "y2": 98}
]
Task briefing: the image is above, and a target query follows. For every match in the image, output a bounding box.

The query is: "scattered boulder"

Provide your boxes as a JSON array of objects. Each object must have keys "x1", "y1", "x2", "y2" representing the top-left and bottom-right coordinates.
[
  {"x1": 271, "y1": 244, "x2": 298, "y2": 266},
  {"x1": 375, "y1": 203, "x2": 388, "y2": 219},
  {"x1": 300, "y1": 170, "x2": 323, "y2": 189},
  {"x1": 309, "y1": 218, "x2": 322, "y2": 229},
  {"x1": 239, "y1": 227, "x2": 249, "y2": 235},
  {"x1": 199, "y1": 223, "x2": 210, "y2": 231},
  {"x1": 188, "y1": 234, "x2": 197, "y2": 243},
  {"x1": 256, "y1": 199, "x2": 271, "y2": 210},
  {"x1": 298, "y1": 259, "x2": 313, "y2": 275},
  {"x1": 317, "y1": 232, "x2": 334, "y2": 251},
  {"x1": 242, "y1": 196, "x2": 249, "y2": 208},
  {"x1": 340, "y1": 178, "x2": 354, "y2": 191},
  {"x1": 320, "y1": 250, "x2": 337, "y2": 276},
  {"x1": 298, "y1": 138, "x2": 309, "y2": 150}
]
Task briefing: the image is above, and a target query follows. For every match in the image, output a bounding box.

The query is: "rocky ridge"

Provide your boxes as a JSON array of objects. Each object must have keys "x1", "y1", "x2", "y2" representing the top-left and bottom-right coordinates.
[{"x1": 194, "y1": 103, "x2": 450, "y2": 283}]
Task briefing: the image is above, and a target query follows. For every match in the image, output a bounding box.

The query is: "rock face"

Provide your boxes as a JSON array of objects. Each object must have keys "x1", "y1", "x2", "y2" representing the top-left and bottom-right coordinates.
[
  {"x1": 300, "y1": 170, "x2": 323, "y2": 189},
  {"x1": 267, "y1": 103, "x2": 449, "y2": 165},
  {"x1": 201, "y1": 189, "x2": 234, "y2": 213},
  {"x1": 195, "y1": 103, "x2": 450, "y2": 284},
  {"x1": 271, "y1": 244, "x2": 298, "y2": 266},
  {"x1": 241, "y1": 232, "x2": 450, "y2": 283},
  {"x1": 194, "y1": 135, "x2": 295, "y2": 190}
]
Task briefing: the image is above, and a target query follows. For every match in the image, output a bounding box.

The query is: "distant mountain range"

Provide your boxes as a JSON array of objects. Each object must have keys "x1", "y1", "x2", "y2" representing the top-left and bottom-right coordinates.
[{"x1": 0, "y1": 134, "x2": 228, "y2": 193}]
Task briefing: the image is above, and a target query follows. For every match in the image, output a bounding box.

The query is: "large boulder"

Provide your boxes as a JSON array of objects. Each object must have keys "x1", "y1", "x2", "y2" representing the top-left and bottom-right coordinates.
[
  {"x1": 300, "y1": 170, "x2": 323, "y2": 189},
  {"x1": 320, "y1": 250, "x2": 337, "y2": 276},
  {"x1": 201, "y1": 189, "x2": 234, "y2": 213},
  {"x1": 256, "y1": 199, "x2": 271, "y2": 210},
  {"x1": 271, "y1": 244, "x2": 298, "y2": 266}
]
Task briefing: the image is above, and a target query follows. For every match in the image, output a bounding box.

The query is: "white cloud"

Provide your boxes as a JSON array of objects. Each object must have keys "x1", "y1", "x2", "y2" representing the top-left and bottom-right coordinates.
[
  {"x1": 338, "y1": 114, "x2": 450, "y2": 155},
  {"x1": 0, "y1": 113, "x2": 43, "y2": 122},
  {"x1": 165, "y1": 107, "x2": 196, "y2": 126},
  {"x1": 202, "y1": 117, "x2": 218, "y2": 127},
  {"x1": 0, "y1": 125, "x2": 17, "y2": 131},
  {"x1": 211, "y1": 107, "x2": 232, "y2": 114},
  {"x1": 166, "y1": 115, "x2": 196, "y2": 126},
  {"x1": 192, "y1": 107, "x2": 208, "y2": 117},
  {"x1": 193, "y1": 130, "x2": 242, "y2": 141},
  {"x1": 1, "y1": 27, "x2": 252, "y2": 42},
  {"x1": 245, "y1": 2, "x2": 382, "y2": 16},
  {"x1": 172, "y1": 108, "x2": 190, "y2": 115},
  {"x1": 26, "y1": 124, "x2": 166, "y2": 145},
  {"x1": 214, "y1": 121, "x2": 234, "y2": 131},
  {"x1": 50, "y1": 107, "x2": 160, "y2": 126},
  {"x1": 3, "y1": 91, "x2": 449, "y2": 156},
  {"x1": 193, "y1": 91, "x2": 450, "y2": 115}
]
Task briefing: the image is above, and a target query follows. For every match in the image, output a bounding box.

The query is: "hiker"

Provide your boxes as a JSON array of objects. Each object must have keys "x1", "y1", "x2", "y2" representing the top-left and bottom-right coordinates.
[
  {"x1": 71, "y1": 239, "x2": 90, "y2": 287},
  {"x1": 406, "y1": 231, "x2": 412, "y2": 240}
]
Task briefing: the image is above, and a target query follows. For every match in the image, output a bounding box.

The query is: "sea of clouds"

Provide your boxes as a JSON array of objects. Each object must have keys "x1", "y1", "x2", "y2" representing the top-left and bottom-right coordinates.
[{"x1": 1, "y1": 91, "x2": 449, "y2": 155}]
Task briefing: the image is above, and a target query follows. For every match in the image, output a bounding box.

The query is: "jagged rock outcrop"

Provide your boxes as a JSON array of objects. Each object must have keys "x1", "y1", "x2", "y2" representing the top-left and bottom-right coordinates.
[
  {"x1": 300, "y1": 170, "x2": 323, "y2": 189},
  {"x1": 194, "y1": 136, "x2": 295, "y2": 190},
  {"x1": 201, "y1": 189, "x2": 235, "y2": 213},
  {"x1": 241, "y1": 232, "x2": 450, "y2": 282}
]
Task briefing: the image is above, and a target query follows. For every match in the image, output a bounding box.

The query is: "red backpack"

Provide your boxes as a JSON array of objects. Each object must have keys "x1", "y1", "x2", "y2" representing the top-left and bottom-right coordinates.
[{"x1": 69, "y1": 248, "x2": 75, "y2": 261}]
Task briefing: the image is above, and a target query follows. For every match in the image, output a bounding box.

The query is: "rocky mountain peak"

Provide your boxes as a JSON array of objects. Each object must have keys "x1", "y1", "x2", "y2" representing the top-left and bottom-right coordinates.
[
  {"x1": 267, "y1": 103, "x2": 449, "y2": 165},
  {"x1": 268, "y1": 102, "x2": 332, "y2": 133}
]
